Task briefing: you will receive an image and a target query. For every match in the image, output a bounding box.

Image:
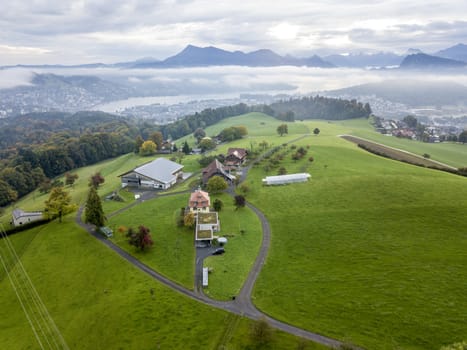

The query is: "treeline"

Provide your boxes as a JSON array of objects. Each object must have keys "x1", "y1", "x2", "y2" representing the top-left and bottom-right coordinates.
[
  {"x1": 159, "y1": 103, "x2": 251, "y2": 140},
  {"x1": 269, "y1": 96, "x2": 372, "y2": 120},
  {"x1": 0, "y1": 112, "x2": 137, "y2": 206}
]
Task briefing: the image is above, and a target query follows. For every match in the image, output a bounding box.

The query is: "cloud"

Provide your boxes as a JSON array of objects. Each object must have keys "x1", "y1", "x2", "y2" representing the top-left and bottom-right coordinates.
[
  {"x1": 1, "y1": 1, "x2": 467, "y2": 64},
  {"x1": 0, "y1": 69, "x2": 35, "y2": 89}
]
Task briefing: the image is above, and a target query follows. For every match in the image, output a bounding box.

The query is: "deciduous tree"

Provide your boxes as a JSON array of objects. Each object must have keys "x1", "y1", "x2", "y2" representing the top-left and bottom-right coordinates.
[
  {"x1": 44, "y1": 186, "x2": 76, "y2": 222},
  {"x1": 184, "y1": 212, "x2": 195, "y2": 228},
  {"x1": 0, "y1": 180, "x2": 17, "y2": 206},
  {"x1": 193, "y1": 128, "x2": 206, "y2": 141},
  {"x1": 127, "y1": 225, "x2": 154, "y2": 251},
  {"x1": 65, "y1": 172, "x2": 79, "y2": 187},
  {"x1": 199, "y1": 138, "x2": 216, "y2": 151},
  {"x1": 250, "y1": 318, "x2": 273, "y2": 346},
  {"x1": 213, "y1": 198, "x2": 223, "y2": 212},
  {"x1": 139, "y1": 140, "x2": 157, "y2": 156},
  {"x1": 234, "y1": 194, "x2": 246, "y2": 209},
  {"x1": 134, "y1": 135, "x2": 144, "y2": 153},
  {"x1": 313, "y1": 127, "x2": 320, "y2": 136},
  {"x1": 277, "y1": 124, "x2": 288, "y2": 136},
  {"x1": 149, "y1": 131, "x2": 164, "y2": 150},
  {"x1": 89, "y1": 172, "x2": 105, "y2": 189},
  {"x1": 207, "y1": 176, "x2": 228, "y2": 194}
]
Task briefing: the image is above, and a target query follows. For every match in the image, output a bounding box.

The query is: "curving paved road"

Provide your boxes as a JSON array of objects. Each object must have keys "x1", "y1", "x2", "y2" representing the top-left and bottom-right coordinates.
[
  {"x1": 76, "y1": 134, "x2": 350, "y2": 349},
  {"x1": 76, "y1": 205, "x2": 343, "y2": 348}
]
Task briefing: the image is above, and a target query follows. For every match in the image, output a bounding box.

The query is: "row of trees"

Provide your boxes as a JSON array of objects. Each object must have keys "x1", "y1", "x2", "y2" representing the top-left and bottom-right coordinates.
[{"x1": 159, "y1": 103, "x2": 252, "y2": 140}]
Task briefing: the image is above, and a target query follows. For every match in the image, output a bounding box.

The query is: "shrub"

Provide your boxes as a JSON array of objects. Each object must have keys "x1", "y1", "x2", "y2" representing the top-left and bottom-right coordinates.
[
  {"x1": 239, "y1": 183, "x2": 250, "y2": 193},
  {"x1": 213, "y1": 198, "x2": 223, "y2": 212},
  {"x1": 250, "y1": 318, "x2": 273, "y2": 346}
]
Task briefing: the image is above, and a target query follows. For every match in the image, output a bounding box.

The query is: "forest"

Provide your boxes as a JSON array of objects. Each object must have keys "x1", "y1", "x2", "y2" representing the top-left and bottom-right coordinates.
[{"x1": 269, "y1": 96, "x2": 372, "y2": 120}]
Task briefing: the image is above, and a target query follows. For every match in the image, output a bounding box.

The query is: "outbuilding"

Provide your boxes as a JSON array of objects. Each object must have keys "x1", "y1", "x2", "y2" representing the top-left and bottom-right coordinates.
[
  {"x1": 11, "y1": 209, "x2": 44, "y2": 227},
  {"x1": 119, "y1": 158, "x2": 184, "y2": 190},
  {"x1": 262, "y1": 173, "x2": 311, "y2": 185}
]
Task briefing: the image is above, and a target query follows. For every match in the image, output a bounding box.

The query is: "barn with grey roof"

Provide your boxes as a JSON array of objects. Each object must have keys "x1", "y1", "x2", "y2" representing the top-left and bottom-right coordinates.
[{"x1": 119, "y1": 158, "x2": 184, "y2": 190}]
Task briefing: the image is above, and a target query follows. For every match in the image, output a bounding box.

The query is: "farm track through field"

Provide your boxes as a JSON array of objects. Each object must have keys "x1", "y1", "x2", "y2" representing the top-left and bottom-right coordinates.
[{"x1": 76, "y1": 133, "x2": 350, "y2": 349}]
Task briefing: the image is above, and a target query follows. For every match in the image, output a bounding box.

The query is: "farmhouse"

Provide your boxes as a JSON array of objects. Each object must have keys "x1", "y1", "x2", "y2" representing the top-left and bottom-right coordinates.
[
  {"x1": 262, "y1": 173, "x2": 311, "y2": 185},
  {"x1": 202, "y1": 159, "x2": 235, "y2": 185},
  {"x1": 120, "y1": 158, "x2": 184, "y2": 190},
  {"x1": 188, "y1": 188, "x2": 211, "y2": 213},
  {"x1": 11, "y1": 209, "x2": 44, "y2": 227},
  {"x1": 224, "y1": 148, "x2": 248, "y2": 169},
  {"x1": 195, "y1": 212, "x2": 220, "y2": 242}
]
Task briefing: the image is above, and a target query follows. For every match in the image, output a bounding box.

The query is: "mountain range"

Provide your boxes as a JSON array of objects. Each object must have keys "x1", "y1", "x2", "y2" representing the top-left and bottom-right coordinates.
[
  {"x1": 2, "y1": 43, "x2": 467, "y2": 70},
  {"x1": 131, "y1": 44, "x2": 334, "y2": 68},
  {"x1": 399, "y1": 53, "x2": 466, "y2": 69}
]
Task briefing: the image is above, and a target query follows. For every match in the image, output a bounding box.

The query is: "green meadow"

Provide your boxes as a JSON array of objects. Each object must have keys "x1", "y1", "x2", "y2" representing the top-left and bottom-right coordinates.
[
  {"x1": 2, "y1": 112, "x2": 467, "y2": 350},
  {"x1": 243, "y1": 121, "x2": 467, "y2": 350},
  {"x1": 203, "y1": 193, "x2": 262, "y2": 300},
  {"x1": 332, "y1": 118, "x2": 467, "y2": 168},
  {"x1": 0, "y1": 218, "x2": 323, "y2": 350},
  {"x1": 176, "y1": 111, "x2": 310, "y2": 147},
  {"x1": 107, "y1": 193, "x2": 196, "y2": 289}
]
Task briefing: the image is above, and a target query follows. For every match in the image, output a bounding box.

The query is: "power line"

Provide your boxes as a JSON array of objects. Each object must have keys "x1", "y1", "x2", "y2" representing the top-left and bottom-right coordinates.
[{"x1": 0, "y1": 225, "x2": 69, "y2": 350}]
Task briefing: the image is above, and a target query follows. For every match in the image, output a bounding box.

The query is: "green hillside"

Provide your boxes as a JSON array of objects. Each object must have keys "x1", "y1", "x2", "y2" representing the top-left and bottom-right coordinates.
[
  {"x1": 0, "y1": 218, "x2": 323, "y2": 350},
  {"x1": 244, "y1": 120, "x2": 467, "y2": 350},
  {"x1": 332, "y1": 118, "x2": 467, "y2": 168},
  {"x1": 1, "y1": 112, "x2": 467, "y2": 350}
]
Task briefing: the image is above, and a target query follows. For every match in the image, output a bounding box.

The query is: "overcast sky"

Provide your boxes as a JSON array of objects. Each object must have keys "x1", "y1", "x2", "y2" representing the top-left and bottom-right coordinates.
[{"x1": 1, "y1": 0, "x2": 466, "y2": 65}]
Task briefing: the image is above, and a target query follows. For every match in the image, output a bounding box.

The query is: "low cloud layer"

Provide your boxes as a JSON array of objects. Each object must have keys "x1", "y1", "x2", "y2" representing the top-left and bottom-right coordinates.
[{"x1": 3, "y1": 65, "x2": 467, "y2": 95}]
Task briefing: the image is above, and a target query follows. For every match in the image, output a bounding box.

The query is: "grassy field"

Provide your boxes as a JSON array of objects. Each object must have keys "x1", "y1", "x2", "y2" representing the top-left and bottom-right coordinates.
[
  {"x1": 3, "y1": 112, "x2": 467, "y2": 349},
  {"x1": 107, "y1": 193, "x2": 195, "y2": 289},
  {"x1": 202, "y1": 193, "x2": 262, "y2": 300},
  {"x1": 341, "y1": 134, "x2": 456, "y2": 170},
  {"x1": 176, "y1": 112, "x2": 310, "y2": 147},
  {"x1": 331, "y1": 118, "x2": 467, "y2": 168},
  {"x1": 0, "y1": 218, "x2": 326, "y2": 350},
  {"x1": 243, "y1": 121, "x2": 467, "y2": 350}
]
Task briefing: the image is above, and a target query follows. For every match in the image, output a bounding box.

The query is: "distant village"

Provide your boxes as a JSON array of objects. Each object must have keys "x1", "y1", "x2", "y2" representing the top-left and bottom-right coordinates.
[{"x1": 372, "y1": 115, "x2": 465, "y2": 143}]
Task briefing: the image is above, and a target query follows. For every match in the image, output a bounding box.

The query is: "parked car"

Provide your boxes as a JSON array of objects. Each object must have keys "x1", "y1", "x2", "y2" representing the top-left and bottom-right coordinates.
[
  {"x1": 99, "y1": 226, "x2": 113, "y2": 238},
  {"x1": 212, "y1": 247, "x2": 225, "y2": 255}
]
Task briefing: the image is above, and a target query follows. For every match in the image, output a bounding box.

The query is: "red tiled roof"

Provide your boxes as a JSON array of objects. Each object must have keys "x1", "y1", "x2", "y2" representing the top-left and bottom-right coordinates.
[{"x1": 189, "y1": 189, "x2": 211, "y2": 208}]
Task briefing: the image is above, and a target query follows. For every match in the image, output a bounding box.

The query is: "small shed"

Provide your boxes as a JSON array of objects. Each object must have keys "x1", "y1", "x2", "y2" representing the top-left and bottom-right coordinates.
[
  {"x1": 262, "y1": 173, "x2": 311, "y2": 186},
  {"x1": 11, "y1": 209, "x2": 44, "y2": 227}
]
